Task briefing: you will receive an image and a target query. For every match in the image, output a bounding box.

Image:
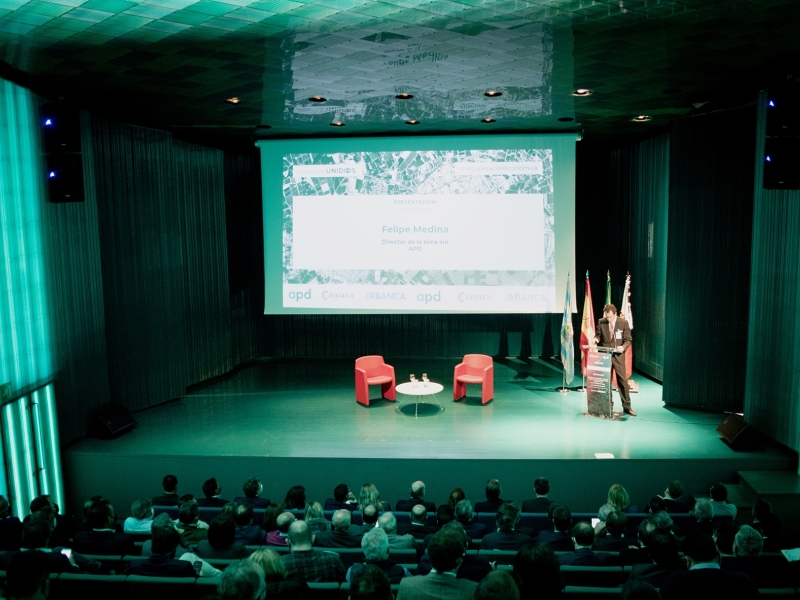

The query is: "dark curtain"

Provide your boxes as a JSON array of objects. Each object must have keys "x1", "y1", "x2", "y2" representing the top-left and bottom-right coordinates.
[
  {"x1": 663, "y1": 109, "x2": 756, "y2": 412},
  {"x1": 744, "y1": 91, "x2": 800, "y2": 453}
]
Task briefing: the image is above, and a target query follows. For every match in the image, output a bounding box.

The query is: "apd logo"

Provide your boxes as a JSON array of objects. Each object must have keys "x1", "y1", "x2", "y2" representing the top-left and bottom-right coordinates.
[
  {"x1": 288, "y1": 289, "x2": 311, "y2": 302},
  {"x1": 416, "y1": 291, "x2": 441, "y2": 304}
]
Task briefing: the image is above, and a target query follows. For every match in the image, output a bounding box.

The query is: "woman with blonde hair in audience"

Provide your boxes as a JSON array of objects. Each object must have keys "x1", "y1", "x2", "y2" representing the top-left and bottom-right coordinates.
[
  {"x1": 607, "y1": 484, "x2": 639, "y2": 513},
  {"x1": 447, "y1": 488, "x2": 466, "y2": 510},
  {"x1": 358, "y1": 483, "x2": 387, "y2": 511},
  {"x1": 249, "y1": 548, "x2": 308, "y2": 599},
  {"x1": 304, "y1": 501, "x2": 330, "y2": 533}
]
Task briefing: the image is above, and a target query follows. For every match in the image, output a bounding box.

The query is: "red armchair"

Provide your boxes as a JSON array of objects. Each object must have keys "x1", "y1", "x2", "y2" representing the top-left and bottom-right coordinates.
[
  {"x1": 453, "y1": 354, "x2": 494, "y2": 404},
  {"x1": 355, "y1": 356, "x2": 396, "y2": 406}
]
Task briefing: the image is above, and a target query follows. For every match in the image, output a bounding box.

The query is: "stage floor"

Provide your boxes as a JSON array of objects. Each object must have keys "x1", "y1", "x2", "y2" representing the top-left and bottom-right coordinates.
[{"x1": 68, "y1": 357, "x2": 786, "y2": 462}]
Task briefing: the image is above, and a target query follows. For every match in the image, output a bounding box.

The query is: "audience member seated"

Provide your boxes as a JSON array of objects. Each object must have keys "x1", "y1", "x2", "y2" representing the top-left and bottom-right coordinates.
[
  {"x1": 0, "y1": 495, "x2": 22, "y2": 551},
  {"x1": 197, "y1": 477, "x2": 229, "y2": 507},
  {"x1": 647, "y1": 495, "x2": 667, "y2": 515},
  {"x1": 558, "y1": 521, "x2": 614, "y2": 566},
  {"x1": 660, "y1": 480, "x2": 690, "y2": 513},
  {"x1": 123, "y1": 498, "x2": 154, "y2": 533},
  {"x1": 152, "y1": 474, "x2": 181, "y2": 507},
  {"x1": 621, "y1": 580, "x2": 660, "y2": 600},
  {"x1": 282, "y1": 485, "x2": 306, "y2": 510},
  {"x1": 455, "y1": 499, "x2": 485, "y2": 540},
  {"x1": 395, "y1": 480, "x2": 436, "y2": 513},
  {"x1": 358, "y1": 483, "x2": 388, "y2": 511},
  {"x1": 196, "y1": 514, "x2": 249, "y2": 559},
  {"x1": 349, "y1": 504, "x2": 380, "y2": 536},
  {"x1": 606, "y1": 484, "x2": 638, "y2": 514},
  {"x1": 304, "y1": 501, "x2": 330, "y2": 534},
  {"x1": 27, "y1": 495, "x2": 74, "y2": 547},
  {"x1": 377, "y1": 512, "x2": 415, "y2": 550},
  {"x1": 713, "y1": 522, "x2": 738, "y2": 556},
  {"x1": 397, "y1": 505, "x2": 435, "y2": 540},
  {"x1": 473, "y1": 479, "x2": 507, "y2": 514},
  {"x1": 627, "y1": 531, "x2": 686, "y2": 587},
  {"x1": 480, "y1": 503, "x2": 530, "y2": 551},
  {"x1": 262, "y1": 503, "x2": 283, "y2": 533},
  {"x1": 751, "y1": 497, "x2": 782, "y2": 551},
  {"x1": 416, "y1": 522, "x2": 490, "y2": 583},
  {"x1": 691, "y1": 498, "x2": 714, "y2": 535},
  {"x1": 266, "y1": 512, "x2": 296, "y2": 546},
  {"x1": 534, "y1": 504, "x2": 573, "y2": 551},
  {"x1": 175, "y1": 499, "x2": 209, "y2": 544},
  {"x1": 350, "y1": 563, "x2": 392, "y2": 600},
  {"x1": 314, "y1": 509, "x2": 361, "y2": 548},
  {"x1": 233, "y1": 502, "x2": 267, "y2": 545},
  {"x1": 0, "y1": 507, "x2": 102, "y2": 573},
  {"x1": 660, "y1": 532, "x2": 758, "y2": 600},
  {"x1": 446, "y1": 488, "x2": 466, "y2": 510},
  {"x1": 619, "y1": 518, "x2": 657, "y2": 566},
  {"x1": 397, "y1": 524, "x2": 478, "y2": 599},
  {"x1": 130, "y1": 526, "x2": 218, "y2": 578},
  {"x1": 709, "y1": 482, "x2": 737, "y2": 519},
  {"x1": 324, "y1": 484, "x2": 357, "y2": 512},
  {"x1": 475, "y1": 570, "x2": 520, "y2": 600},
  {"x1": 513, "y1": 542, "x2": 564, "y2": 600},
  {"x1": 347, "y1": 527, "x2": 411, "y2": 584},
  {"x1": 420, "y1": 505, "x2": 458, "y2": 555},
  {"x1": 73, "y1": 500, "x2": 135, "y2": 555},
  {"x1": 234, "y1": 477, "x2": 271, "y2": 509},
  {"x1": 521, "y1": 477, "x2": 555, "y2": 513},
  {"x1": 217, "y1": 559, "x2": 265, "y2": 600},
  {"x1": 282, "y1": 520, "x2": 345, "y2": 583},
  {"x1": 4, "y1": 549, "x2": 51, "y2": 600},
  {"x1": 140, "y1": 512, "x2": 190, "y2": 557},
  {"x1": 593, "y1": 510, "x2": 629, "y2": 552},
  {"x1": 722, "y1": 525, "x2": 782, "y2": 588},
  {"x1": 249, "y1": 548, "x2": 308, "y2": 599},
  {"x1": 651, "y1": 510, "x2": 677, "y2": 538}
]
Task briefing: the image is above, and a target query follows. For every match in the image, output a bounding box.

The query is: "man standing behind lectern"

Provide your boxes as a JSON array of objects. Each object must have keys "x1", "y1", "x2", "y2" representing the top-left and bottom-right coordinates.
[{"x1": 593, "y1": 304, "x2": 635, "y2": 416}]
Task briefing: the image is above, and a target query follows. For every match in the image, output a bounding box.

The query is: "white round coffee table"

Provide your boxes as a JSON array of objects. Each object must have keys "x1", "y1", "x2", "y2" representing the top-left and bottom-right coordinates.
[{"x1": 395, "y1": 381, "x2": 444, "y2": 417}]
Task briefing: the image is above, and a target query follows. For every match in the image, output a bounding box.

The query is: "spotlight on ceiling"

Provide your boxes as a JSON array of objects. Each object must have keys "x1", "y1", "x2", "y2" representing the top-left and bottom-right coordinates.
[
  {"x1": 480, "y1": 118, "x2": 496, "y2": 123},
  {"x1": 632, "y1": 115, "x2": 652, "y2": 122},
  {"x1": 405, "y1": 120, "x2": 420, "y2": 125},
  {"x1": 330, "y1": 121, "x2": 345, "y2": 127},
  {"x1": 226, "y1": 97, "x2": 241, "y2": 104},
  {"x1": 484, "y1": 90, "x2": 502, "y2": 98},
  {"x1": 558, "y1": 117, "x2": 575, "y2": 122},
  {"x1": 395, "y1": 93, "x2": 414, "y2": 100},
  {"x1": 573, "y1": 89, "x2": 592, "y2": 97},
  {"x1": 309, "y1": 96, "x2": 327, "y2": 102}
]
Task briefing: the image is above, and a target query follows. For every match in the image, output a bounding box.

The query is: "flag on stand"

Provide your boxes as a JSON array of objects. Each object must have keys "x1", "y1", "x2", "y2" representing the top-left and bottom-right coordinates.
[
  {"x1": 580, "y1": 271, "x2": 595, "y2": 376},
  {"x1": 605, "y1": 270, "x2": 611, "y2": 306},
  {"x1": 560, "y1": 275, "x2": 574, "y2": 385},
  {"x1": 621, "y1": 273, "x2": 634, "y2": 378}
]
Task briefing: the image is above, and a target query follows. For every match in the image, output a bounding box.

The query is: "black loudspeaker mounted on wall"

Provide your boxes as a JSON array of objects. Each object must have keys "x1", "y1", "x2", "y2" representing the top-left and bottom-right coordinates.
[
  {"x1": 764, "y1": 87, "x2": 800, "y2": 190},
  {"x1": 41, "y1": 102, "x2": 85, "y2": 203},
  {"x1": 90, "y1": 405, "x2": 138, "y2": 439},
  {"x1": 716, "y1": 413, "x2": 759, "y2": 450}
]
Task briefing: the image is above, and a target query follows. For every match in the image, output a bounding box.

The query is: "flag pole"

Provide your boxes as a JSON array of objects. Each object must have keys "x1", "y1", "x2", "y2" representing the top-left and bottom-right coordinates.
[{"x1": 557, "y1": 272, "x2": 574, "y2": 393}]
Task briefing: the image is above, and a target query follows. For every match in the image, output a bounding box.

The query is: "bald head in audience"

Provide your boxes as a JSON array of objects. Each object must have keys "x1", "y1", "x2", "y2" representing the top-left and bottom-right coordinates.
[
  {"x1": 410, "y1": 505, "x2": 427, "y2": 525},
  {"x1": 276, "y1": 512, "x2": 296, "y2": 534},
  {"x1": 287, "y1": 520, "x2": 313, "y2": 550},
  {"x1": 332, "y1": 509, "x2": 352, "y2": 531}
]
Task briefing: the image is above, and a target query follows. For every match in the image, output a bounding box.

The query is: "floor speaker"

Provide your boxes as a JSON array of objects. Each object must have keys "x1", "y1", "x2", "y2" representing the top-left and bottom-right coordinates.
[
  {"x1": 91, "y1": 405, "x2": 138, "y2": 438},
  {"x1": 716, "y1": 413, "x2": 758, "y2": 450}
]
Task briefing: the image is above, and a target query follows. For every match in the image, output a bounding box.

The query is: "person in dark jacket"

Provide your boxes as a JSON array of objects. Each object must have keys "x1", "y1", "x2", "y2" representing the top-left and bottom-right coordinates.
[{"x1": 196, "y1": 514, "x2": 248, "y2": 559}]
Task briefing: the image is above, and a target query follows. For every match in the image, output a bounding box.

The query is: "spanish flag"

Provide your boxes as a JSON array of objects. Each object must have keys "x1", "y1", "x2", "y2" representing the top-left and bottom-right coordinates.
[{"x1": 580, "y1": 271, "x2": 596, "y2": 376}]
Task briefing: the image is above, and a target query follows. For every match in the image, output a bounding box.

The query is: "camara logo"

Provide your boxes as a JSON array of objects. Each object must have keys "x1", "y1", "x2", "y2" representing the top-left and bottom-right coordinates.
[
  {"x1": 416, "y1": 291, "x2": 441, "y2": 304},
  {"x1": 288, "y1": 289, "x2": 311, "y2": 302}
]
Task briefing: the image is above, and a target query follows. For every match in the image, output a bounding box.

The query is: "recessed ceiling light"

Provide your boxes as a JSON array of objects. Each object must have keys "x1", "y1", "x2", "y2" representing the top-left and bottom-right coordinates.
[
  {"x1": 662, "y1": 88, "x2": 682, "y2": 95},
  {"x1": 573, "y1": 89, "x2": 592, "y2": 97},
  {"x1": 309, "y1": 96, "x2": 327, "y2": 102},
  {"x1": 480, "y1": 118, "x2": 496, "y2": 123},
  {"x1": 484, "y1": 90, "x2": 502, "y2": 98},
  {"x1": 330, "y1": 121, "x2": 345, "y2": 127},
  {"x1": 226, "y1": 97, "x2": 241, "y2": 104},
  {"x1": 558, "y1": 117, "x2": 574, "y2": 122},
  {"x1": 395, "y1": 93, "x2": 414, "y2": 100},
  {"x1": 632, "y1": 115, "x2": 651, "y2": 122},
  {"x1": 405, "y1": 119, "x2": 420, "y2": 125}
]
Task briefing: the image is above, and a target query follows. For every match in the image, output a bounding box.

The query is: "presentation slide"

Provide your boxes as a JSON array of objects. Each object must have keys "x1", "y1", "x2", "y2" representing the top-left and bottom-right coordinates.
[{"x1": 257, "y1": 135, "x2": 576, "y2": 314}]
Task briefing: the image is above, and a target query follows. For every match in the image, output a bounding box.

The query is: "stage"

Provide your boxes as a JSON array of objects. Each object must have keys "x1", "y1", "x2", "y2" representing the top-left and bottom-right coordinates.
[{"x1": 63, "y1": 358, "x2": 795, "y2": 517}]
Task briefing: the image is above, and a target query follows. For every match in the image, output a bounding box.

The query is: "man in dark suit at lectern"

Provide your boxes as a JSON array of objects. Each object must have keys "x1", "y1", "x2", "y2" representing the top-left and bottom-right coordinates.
[{"x1": 593, "y1": 304, "x2": 635, "y2": 416}]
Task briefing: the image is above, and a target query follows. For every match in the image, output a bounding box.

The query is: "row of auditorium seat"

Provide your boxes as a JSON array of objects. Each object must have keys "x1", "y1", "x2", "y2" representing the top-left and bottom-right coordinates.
[
  {"x1": 153, "y1": 506, "x2": 733, "y2": 537},
  {"x1": 1, "y1": 570, "x2": 798, "y2": 600}
]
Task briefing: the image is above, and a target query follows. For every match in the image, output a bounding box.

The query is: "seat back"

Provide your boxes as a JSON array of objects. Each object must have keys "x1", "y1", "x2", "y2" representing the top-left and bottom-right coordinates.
[
  {"x1": 355, "y1": 356, "x2": 385, "y2": 375},
  {"x1": 126, "y1": 575, "x2": 197, "y2": 600},
  {"x1": 463, "y1": 354, "x2": 492, "y2": 374},
  {"x1": 51, "y1": 573, "x2": 127, "y2": 600}
]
